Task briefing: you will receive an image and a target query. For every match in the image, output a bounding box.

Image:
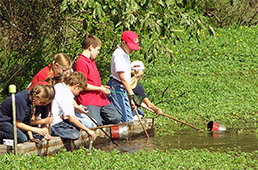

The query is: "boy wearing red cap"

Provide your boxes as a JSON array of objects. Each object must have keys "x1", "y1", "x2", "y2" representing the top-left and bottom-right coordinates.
[{"x1": 107, "y1": 31, "x2": 140, "y2": 122}]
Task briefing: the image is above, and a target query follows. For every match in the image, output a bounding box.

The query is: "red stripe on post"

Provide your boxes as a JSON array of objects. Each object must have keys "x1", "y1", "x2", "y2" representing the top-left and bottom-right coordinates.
[{"x1": 111, "y1": 126, "x2": 120, "y2": 139}]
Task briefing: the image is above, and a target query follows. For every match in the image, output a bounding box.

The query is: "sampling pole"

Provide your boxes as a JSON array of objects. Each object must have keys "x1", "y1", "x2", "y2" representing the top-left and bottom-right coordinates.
[{"x1": 9, "y1": 84, "x2": 18, "y2": 155}]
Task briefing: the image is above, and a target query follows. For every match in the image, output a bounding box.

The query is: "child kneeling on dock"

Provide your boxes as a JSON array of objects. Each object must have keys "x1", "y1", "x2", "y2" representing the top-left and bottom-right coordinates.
[
  {"x1": 0, "y1": 85, "x2": 55, "y2": 144},
  {"x1": 50, "y1": 71, "x2": 96, "y2": 140},
  {"x1": 130, "y1": 61, "x2": 163, "y2": 120}
]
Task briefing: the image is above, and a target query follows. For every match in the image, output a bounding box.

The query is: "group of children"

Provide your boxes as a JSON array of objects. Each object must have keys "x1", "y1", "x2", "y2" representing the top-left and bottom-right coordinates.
[{"x1": 0, "y1": 31, "x2": 163, "y2": 145}]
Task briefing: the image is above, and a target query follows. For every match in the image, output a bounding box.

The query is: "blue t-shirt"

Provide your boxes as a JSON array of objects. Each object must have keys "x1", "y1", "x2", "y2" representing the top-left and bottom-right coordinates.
[
  {"x1": 133, "y1": 82, "x2": 147, "y2": 99},
  {"x1": 0, "y1": 90, "x2": 48, "y2": 126}
]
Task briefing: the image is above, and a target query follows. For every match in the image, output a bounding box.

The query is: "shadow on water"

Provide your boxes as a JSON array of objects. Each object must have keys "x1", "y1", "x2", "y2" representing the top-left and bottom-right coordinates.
[{"x1": 95, "y1": 127, "x2": 258, "y2": 153}]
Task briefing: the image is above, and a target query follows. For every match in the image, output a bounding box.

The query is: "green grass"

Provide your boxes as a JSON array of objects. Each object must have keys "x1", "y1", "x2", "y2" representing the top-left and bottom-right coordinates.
[
  {"x1": 1, "y1": 147, "x2": 257, "y2": 169},
  {"x1": 139, "y1": 26, "x2": 258, "y2": 132},
  {"x1": 1, "y1": 26, "x2": 258, "y2": 169}
]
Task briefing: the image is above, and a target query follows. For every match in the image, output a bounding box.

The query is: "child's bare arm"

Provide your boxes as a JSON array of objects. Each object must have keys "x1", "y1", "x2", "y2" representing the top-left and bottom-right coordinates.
[
  {"x1": 31, "y1": 117, "x2": 53, "y2": 125},
  {"x1": 28, "y1": 131, "x2": 41, "y2": 145}
]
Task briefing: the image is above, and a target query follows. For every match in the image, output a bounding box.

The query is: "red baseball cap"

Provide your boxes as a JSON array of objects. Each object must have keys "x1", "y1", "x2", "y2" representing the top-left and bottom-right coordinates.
[{"x1": 121, "y1": 31, "x2": 140, "y2": 50}]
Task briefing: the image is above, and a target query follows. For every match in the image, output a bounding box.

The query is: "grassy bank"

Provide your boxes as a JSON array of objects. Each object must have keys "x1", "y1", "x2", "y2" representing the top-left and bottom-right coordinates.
[{"x1": 139, "y1": 26, "x2": 258, "y2": 133}]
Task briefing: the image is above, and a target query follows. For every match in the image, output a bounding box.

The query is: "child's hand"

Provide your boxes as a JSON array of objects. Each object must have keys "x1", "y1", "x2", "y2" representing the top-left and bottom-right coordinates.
[
  {"x1": 75, "y1": 104, "x2": 88, "y2": 113},
  {"x1": 100, "y1": 86, "x2": 111, "y2": 96},
  {"x1": 86, "y1": 129, "x2": 96, "y2": 140},
  {"x1": 102, "y1": 85, "x2": 110, "y2": 89},
  {"x1": 155, "y1": 108, "x2": 164, "y2": 115},
  {"x1": 37, "y1": 128, "x2": 48, "y2": 136},
  {"x1": 44, "y1": 117, "x2": 54, "y2": 124},
  {"x1": 30, "y1": 138, "x2": 41, "y2": 145},
  {"x1": 130, "y1": 99, "x2": 136, "y2": 109},
  {"x1": 44, "y1": 134, "x2": 51, "y2": 141}
]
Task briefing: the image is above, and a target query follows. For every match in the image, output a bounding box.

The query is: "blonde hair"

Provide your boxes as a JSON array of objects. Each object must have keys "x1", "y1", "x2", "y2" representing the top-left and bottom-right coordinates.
[
  {"x1": 29, "y1": 85, "x2": 55, "y2": 121},
  {"x1": 64, "y1": 71, "x2": 87, "y2": 91},
  {"x1": 130, "y1": 69, "x2": 144, "y2": 89},
  {"x1": 50, "y1": 53, "x2": 72, "y2": 75}
]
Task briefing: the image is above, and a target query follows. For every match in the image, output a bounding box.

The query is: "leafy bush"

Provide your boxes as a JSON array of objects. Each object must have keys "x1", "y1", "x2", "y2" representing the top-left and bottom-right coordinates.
[{"x1": 0, "y1": 0, "x2": 66, "y2": 98}]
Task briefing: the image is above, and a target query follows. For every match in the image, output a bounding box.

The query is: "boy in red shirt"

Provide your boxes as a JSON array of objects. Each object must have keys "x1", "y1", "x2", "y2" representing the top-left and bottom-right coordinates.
[{"x1": 74, "y1": 35, "x2": 121, "y2": 125}]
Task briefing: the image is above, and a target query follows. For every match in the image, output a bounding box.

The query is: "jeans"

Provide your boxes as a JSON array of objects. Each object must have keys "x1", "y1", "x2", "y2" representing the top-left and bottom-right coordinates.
[
  {"x1": 75, "y1": 111, "x2": 97, "y2": 128},
  {"x1": 132, "y1": 108, "x2": 145, "y2": 117},
  {"x1": 107, "y1": 78, "x2": 133, "y2": 122},
  {"x1": 86, "y1": 103, "x2": 121, "y2": 126},
  {"x1": 50, "y1": 120, "x2": 80, "y2": 140},
  {"x1": 0, "y1": 122, "x2": 28, "y2": 144}
]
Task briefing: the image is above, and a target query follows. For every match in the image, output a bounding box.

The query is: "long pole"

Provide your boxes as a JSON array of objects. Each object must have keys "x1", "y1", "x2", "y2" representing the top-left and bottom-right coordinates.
[
  {"x1": 45, "y1": 103, "x2": 53, "y2": 156},
  {"x1": 45, "y1": 126, "x2": 51, "y2": 156},
  {"x1": 134, "y1": 107, "x2": 149, "y2": 139},
  {"x1": 9, "y1": 85, "x2": 17, "y2": 155},
  {"x1": 142, "y1": 105, "x2": 201, "y2": 131},
  {"x1": 84, "y1": 112, "x2": 119, "y2": 146},
  {"x1": 162, "y1": 113, "x2": 201, "y2": 131}
]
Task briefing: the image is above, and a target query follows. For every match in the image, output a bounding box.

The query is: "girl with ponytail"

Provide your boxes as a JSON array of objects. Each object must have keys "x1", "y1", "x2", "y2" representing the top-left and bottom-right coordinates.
[
  {"x1": 27, "y1": 53, "x2": 72, "y2": 90},
  {"x1": 130, "y1": 61, "x2": 163, "y2": 120},
  {"x1": 0, "y1": 85, "x2": 55, "y2": 144}
]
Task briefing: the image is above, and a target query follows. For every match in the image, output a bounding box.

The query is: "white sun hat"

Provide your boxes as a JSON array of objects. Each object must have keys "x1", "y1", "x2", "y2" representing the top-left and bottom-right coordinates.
[{"x1": 130, "y1": 61, "x2": 145, "y2": 70}]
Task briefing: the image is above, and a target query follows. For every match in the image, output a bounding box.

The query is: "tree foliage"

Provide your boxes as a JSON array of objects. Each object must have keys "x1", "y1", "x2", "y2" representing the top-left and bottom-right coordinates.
[
  {"x1": 59, "y1": 0, "x2": 215, "y2": 83},
  {"x1": 0, "y1": 0, "x2": 66, "y2": 99},
  {"x1": 206, "y1": 0, "x2": 258, "y2": 27}
]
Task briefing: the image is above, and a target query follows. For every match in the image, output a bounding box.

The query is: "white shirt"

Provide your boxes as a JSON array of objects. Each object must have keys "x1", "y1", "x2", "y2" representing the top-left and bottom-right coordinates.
[
  {"x1": 110, "y1": 45, "x2": 131, "y2": 83},
  {"x1": 51, "y1": 83, "x2": 75, "y2": 125}
]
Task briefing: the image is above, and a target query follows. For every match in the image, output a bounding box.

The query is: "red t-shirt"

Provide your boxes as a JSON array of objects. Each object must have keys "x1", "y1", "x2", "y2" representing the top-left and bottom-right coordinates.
[
  {"x1": 27, "y1": 64, "x2": 54, "y2": 90},
  {"x1": 74, "y1": 54, "x2": 110, "y2": 106}
]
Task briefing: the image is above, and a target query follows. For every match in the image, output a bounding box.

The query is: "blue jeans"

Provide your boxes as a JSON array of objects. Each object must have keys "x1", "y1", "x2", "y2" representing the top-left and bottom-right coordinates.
[
  {"x1": 132, "y1": 108, "x2": 145, "y2": 117},
  {"x1": 107, "y1": 78, "x2": 133, "y2": 122},
  {"x1": 50, "y1": 120, "x2": 80, "y2": 140},
  {"x1": 75, "y1": 111, "x2": 97, "y2": 128},
  {"x1": 86, "y1": 103, "x2": 121, "y2": 126},
  {"x1": 0, "y1": 122, "x2": 28, "y2": 144}
]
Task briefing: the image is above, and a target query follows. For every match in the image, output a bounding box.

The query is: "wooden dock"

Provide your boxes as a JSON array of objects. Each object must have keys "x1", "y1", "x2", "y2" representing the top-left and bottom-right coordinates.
[{"x1": 0, "y1": 118, "x2": 154, "y2": 156}]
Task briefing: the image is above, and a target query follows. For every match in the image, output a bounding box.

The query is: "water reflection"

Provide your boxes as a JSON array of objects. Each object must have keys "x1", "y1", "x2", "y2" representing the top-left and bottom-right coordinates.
[
  {"x1": 156, "y1": 130, "x2": 258, "y2": 152},
  {"x1": 95, "y1": 128, "x2": 258, "y2": 153}
]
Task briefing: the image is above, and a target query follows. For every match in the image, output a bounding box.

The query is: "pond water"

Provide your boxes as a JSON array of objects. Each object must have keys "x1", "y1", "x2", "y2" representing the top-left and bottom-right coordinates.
[{"x1": 95, "y1": 127, "x2": 258, "y2": 153}]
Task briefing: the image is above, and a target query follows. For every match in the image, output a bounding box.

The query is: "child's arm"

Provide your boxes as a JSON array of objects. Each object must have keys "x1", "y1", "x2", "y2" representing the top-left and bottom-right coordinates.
[
  {"x1": 85, "y1": 84, "x2": 111, "y2": 96},
  {"x1": 27, "y1": 131, "x2": 41, "y2": 145},
  {"x1": 27, "y1": 131, "x2": 33, "y2": 140},
  {"x1": 67, "y1": 115, "x2": 96, "y2": 140},
  {"x1": 30, "y1": 117, "x2": 53, "y2": 125},
  {"x1": 118, "y1": 72, "x2": 136, "y2": 108},
  {"x1": 118, "y1": 72, "x2": 134, "y2": 95},
  {"x1": 16, "y1": 121, "x2": 48, "y2": 137},
  {"x1": 73, "y1": 99, "x2": 89, "y2": 114},
  {"x1": 142, "y1": 98, "x2": 163, "y2": 115}
]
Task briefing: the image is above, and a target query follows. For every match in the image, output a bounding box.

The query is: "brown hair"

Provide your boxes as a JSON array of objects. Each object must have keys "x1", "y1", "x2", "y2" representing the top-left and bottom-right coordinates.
[
  {"x1": 29, "y1": 85, "x2": 55, "y2": 121},
  {"x1": 130, "y1": 69, "x2": 144, "y2": 89},
  {"x1": 45, "y1": 73, "x2": 67, "y2": 86},
  {"x1": 50, "y1": 53, "x2": 72, "y2": 75},
  {"x1": 82, "y1": 35, "x2": 102, "y2": 50},
  {"x1": 64, "y1": 71, "x2": 87, "y2": 91}
]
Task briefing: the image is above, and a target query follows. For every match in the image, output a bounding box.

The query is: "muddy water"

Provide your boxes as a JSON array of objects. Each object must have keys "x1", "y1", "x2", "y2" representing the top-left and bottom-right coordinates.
[{"x1": 95, "y1": 128, "x2": 258, "y2": 153}]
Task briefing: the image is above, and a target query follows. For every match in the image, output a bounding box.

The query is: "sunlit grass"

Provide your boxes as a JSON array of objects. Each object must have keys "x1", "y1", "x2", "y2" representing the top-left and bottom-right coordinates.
[
  {"x1": 1, "y1": 147, "x2": 257, "y2": 169},
  {"x1": 140, "y1": 26, "x2": 258, "y2": 132}
]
